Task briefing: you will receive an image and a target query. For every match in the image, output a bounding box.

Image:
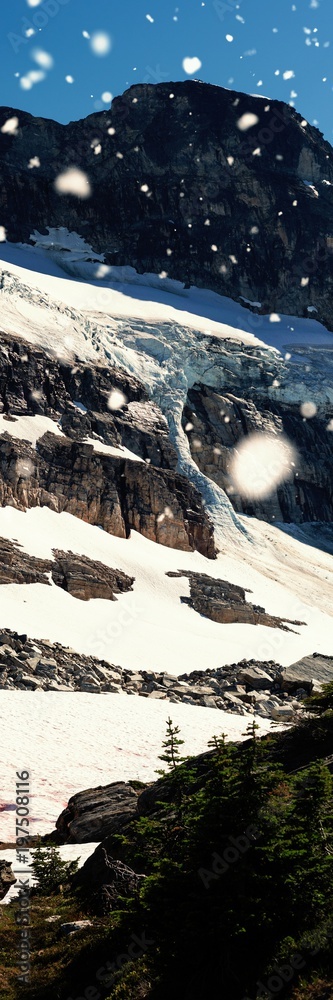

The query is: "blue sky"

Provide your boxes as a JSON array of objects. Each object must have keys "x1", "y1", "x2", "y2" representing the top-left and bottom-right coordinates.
[{"x1": 0, "y1": 0, "x2": 332, "y2": 139}]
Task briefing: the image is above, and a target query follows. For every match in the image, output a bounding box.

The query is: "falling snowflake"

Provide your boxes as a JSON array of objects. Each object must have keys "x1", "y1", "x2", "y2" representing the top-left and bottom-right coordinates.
[
  {"x1": 0, "y1": 226, "x2": 7, "y2": 242},
  {"x1": 182, "y1": 57, "x2": 202, "y2": 75},
  {"x1": 54, "y1": 168, "x2": 92, "y2": 199},
  {"x1": 107, "y1": 389, "x2": 127, "y2": 411},
  {"x1": 20, "y1": 70, "x2": 45, "y2": 90},
  {"x1": 236, "y1": 113, "x2": 259, "y2": 131},
  {"x1": 230, "y1": 433, "x2": 297, "y2": 500},
  {"x1": 300, "y1": 401, "x2": 317, "y2": 418},
  {"x1": 1, "y1": 117, "x2": 19, "y2": 136},
  {"x1": 16, "y1": 458, "x2": 35, "y2": 479},
  {"x1": 90, "y1": 32, "x2": 112, "y2": 56},
  {"x1": 157, "y1": 506, "x2": 174, "y2": 523},
  {"x1": 32, "y1": 49, "x2": 54, "y2": 70}
]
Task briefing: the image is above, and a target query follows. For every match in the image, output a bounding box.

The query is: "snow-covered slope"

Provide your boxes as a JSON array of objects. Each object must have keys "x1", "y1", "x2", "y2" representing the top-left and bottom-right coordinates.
[
  {"x1": 0, "y1": 689, "x2": 276, "y2": 845},
  {"x1": 0, "y1": 506, "x2": 332, "y2": 674},
  {"x1": 0, "y1": 239, "x2": 332, "y2": 852},
  {"x1": 0, "y1": 240, "x2": 331, "y2": 658},
  {"x1": 1, "y1": 240, "x2": 333, "y2": 544}
]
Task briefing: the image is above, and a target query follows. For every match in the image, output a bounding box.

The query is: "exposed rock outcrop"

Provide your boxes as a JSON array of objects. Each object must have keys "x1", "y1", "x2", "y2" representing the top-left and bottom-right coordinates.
[
  {"x1": 0, "y1": 860, "x2": 16, "y2": 899},
  {"x1": 0, "y1": 332, "x2": 177, "y2": 469},
  {"x1": 0, "y1": 431, "x2": 215, "y2": 557},
  {"x1": 183, "y1": 383, "x2": 333, "y2": 523},
  {"x1": 72, "y1": 851, "x2": 145, "y2": 915},
  {"x1": 51, "y1": 550, "x2": 134, "y2": 601},
  {"x1": 277, "y1": 653, "x2": 333, "y2": 693},
  {"x1": 166, "y1": 570, "x2": 304, "y2": 631},
  {"x1": 0, "y1": 537, "x2": 135, "y2": 601},
  {"x1": 54, "y1": 782, "x2": 140, "y2": 843},
  {"x1": 0, "y1": 82, "x2": 333, "y2": 327}
]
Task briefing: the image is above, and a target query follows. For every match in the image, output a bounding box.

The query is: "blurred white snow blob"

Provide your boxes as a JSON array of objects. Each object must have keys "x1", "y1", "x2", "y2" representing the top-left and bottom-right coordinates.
[
  {"x1": 182, "y1": 57, "x2": 202, "y2": 75},
  {"x1": 32, "y1": 49, "x2": 54, "y2": 70},
  {"x1": 300, "y1": 401, "x2": 317, "y2": 419},
  {"x1": 107, "y1": 390, "x2": 127, "y2": 411},
  {"x1": 1, "y1": 117, "x2": 19, "y2": 136},
  {"x1": 20, "y1": 71, "x2": 45, "y2": 90},
  {"x1": 28, "y1": 157, "x2": 40, "y2": 169},
  {"x1": 229, "y1": 432, "x2": 296, "y2": 500},
  {"x1": 102, "y1": 92, "x2": 112, "y2": 103},
  {"x1": 26, "y1": 0, "x2": 43, "y2": 6},
  {"x1": 0, "y1": 227, "x2": 7, "y2": 242},
  {"x1": 54, "y1": 168, "x2": 92, "y2": 199},
  {"x1": 236, "y1": 113, "x2": 259, "y2": 131},
  {"x1": 16, "y1": 459, "x2": 35, "y2": 479},
  {"x1": 90, "y1": 32, "x2": 112, "y2": 56},
  {"x1": 157, "y1": 506, "x2": 174, "y2": 523}
]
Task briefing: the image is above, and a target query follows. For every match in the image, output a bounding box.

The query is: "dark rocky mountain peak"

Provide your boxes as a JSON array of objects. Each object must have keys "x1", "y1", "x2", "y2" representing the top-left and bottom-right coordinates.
[{"x1": 1, "y1": 81, "x2": 333, "y2": 327}]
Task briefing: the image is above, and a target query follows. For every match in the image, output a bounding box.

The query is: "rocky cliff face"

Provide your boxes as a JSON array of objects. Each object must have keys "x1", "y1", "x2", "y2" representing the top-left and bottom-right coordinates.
[
  {"x1": 0, "y1": 333, "x2": 215, "y2": 556},
  {"x1": 1, "y1": 81, "x2": 333, "y2": 328},
  {"x1": 183, "y1": 383, "x2": 333, "y2": 523},
  {"x1": 0, "y1": 431, "x2": 215, "y2": 556},
  {"x1": 0, "y1": 332, "x2": 177, "y2": 469}
]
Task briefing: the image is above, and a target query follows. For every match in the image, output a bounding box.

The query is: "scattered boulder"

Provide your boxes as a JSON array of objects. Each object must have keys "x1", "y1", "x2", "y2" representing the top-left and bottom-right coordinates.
[
  {"x1": 278, "y1": 654, "x2": 333, "y2": 693},
  {"x1": 60, "y1": 920, "x2": 93, "y2": 936},
  {"x1": 0, "y1": 860, "x2": 16, "y2": 899},
  {"x1": 237, "y1": 666, "x2": 273, "y2": 690},
  {"x1": 0, "y1": 629, "x2": 325, "y2": 724},
  {"x1": 54, "y1": 782, "x2": 140, "y2": 844},
  {"x1": 72, "y1": 850, "x2": 145, "y2": 915}
]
